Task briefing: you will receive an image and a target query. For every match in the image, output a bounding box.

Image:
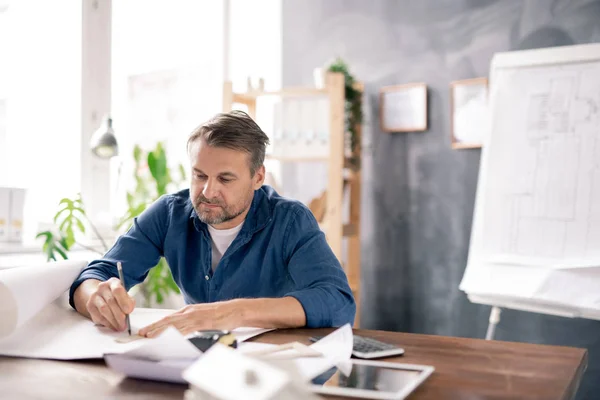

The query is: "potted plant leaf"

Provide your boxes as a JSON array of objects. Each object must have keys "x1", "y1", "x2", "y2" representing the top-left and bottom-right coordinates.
[{"x1": 37, "y1": 141, "x2": 186, "y2": 307}]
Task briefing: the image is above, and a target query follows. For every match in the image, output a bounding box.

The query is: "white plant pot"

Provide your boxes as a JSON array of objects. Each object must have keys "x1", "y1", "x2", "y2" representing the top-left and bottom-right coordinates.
[{"x1": 313, "y1": 67, "x2": 325, "y2": 89}]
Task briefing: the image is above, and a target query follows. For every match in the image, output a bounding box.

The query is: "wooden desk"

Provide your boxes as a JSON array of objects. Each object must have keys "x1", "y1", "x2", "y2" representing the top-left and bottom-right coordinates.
[{"x1": 0, "y1": 328, "x2": 587, "y2": 399}]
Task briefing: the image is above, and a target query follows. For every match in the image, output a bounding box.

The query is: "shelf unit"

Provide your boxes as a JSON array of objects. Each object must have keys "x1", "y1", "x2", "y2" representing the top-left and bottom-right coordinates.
[{"x1": 222, "y1": 72, "x2": 363, "y2": 326}]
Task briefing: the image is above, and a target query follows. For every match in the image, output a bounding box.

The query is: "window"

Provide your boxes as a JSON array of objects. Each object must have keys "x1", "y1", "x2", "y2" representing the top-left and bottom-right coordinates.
[
  {"x1": 0, "y1": 0, "x2": 81, "y2": 238},
  {"x1": 230, "y1": 0, "x2": 281, "y2": 92},
  {"x1": 229, "y1": 0, "x2": 283, "y2": 192},
  {"x1": 110, "y1": 0, "x2": 224, "y2": 219},
  {"x1": 0, "y1": 0, "x2": 283, "y2": 243}
]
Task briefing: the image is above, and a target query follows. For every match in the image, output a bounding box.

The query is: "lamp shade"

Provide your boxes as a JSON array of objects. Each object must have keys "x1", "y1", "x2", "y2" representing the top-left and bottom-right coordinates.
[{"x1": 90, "y1": 115, "x2": 118, "y2": 158}]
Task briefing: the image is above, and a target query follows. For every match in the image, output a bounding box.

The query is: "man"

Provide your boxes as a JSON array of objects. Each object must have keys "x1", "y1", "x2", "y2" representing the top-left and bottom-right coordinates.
[{"x1": 70, "y1": 110, "x2": 355, "y2": 338}]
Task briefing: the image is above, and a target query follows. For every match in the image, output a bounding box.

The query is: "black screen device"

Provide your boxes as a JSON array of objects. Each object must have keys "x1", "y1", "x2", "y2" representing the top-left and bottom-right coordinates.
[{"x1": 188, "y1": 330, "x2": 238, "y2": 352}]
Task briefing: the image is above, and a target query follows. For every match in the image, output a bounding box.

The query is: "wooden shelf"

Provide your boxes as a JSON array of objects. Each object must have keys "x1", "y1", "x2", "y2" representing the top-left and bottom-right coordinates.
[
  {"x1": 343, "y1": 157, "x2": 360, "y2": 171},
  {"x1": 233, "y1": 87, "x2": 328, "y2": 102},
  {"x1": 343, "y1": 223, "x2": 357, "y2": 237},
  {"x1": 451, "y1": 142, "x2": 482, "y2": 150},
  {"x1": 317, "y1": 223, "x2": 357, "y2": 237},
  {"x1": 223, "y1": 72, "x2": 363, "y2": 327},
  {"x1": 267, "y1": 155, "x2": 362, "y2": 170},
  {"x1": 266, "y1": 155, "x2": 328, "y2": 163}
]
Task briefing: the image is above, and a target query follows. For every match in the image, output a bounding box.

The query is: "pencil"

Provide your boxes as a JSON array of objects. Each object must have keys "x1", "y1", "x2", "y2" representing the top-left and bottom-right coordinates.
[{"x1": 116, "y1": 261, "x2": 132, "y2": 336}]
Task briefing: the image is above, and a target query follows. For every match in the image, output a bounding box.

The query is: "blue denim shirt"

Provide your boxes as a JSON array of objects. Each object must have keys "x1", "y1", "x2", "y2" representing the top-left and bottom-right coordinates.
[{"x1": 68, "y1": 186, "x2": 356, "y2": 328}]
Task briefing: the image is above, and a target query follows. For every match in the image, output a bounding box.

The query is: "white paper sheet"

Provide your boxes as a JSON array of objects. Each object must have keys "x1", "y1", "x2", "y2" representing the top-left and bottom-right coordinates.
[
  {"x1": 238, "y1": 324, "x2": 353, "y2": 382},
  {"x1": 121, "y1": 326, "x2": 202, "y2": 361},
  {"x1": 0, "y1": 260, "x2": 86, "y2": 338},
  {"x1": 238, "y1": 341, "x2": 278, "y2": 354},
  {"x1": 183, "y1": 344, "x2": 292, "y2": 400},
  {"x1": 0, "y1": 301, "x2": 169, "y2": 359},
  {"x1": 0, "y1": 259, "x2": 278, "y2": 360},
  {"x1": 103, "y1": 326, "x2": 273, "y2": 383},
  {"x1": 105, "y1": 353, "x2": 195, "y2": 384},
  {"x1": 289, "y1": 324, "x2": 353, "y2": 381},
  {"x1": 104, "y1": 326, "x2": 201, "y2": 384},
  {"x1": 0, "y1": 298, "x2": 274, "y2": 360},
  {"x1": 232, "y1": 327, "x2": 273, "y2": 342}
]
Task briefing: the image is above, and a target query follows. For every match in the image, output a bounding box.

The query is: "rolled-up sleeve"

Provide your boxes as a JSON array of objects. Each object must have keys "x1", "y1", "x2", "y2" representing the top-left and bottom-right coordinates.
[
  {"x1": 283, "y1": 206, "x2": 356, "y2": 328},
  {"x1": 68, "y1": 195, "x2": 172, "y2": 309}
]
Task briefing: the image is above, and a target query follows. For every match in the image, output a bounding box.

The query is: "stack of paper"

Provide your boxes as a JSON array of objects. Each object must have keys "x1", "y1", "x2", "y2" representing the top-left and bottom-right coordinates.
[{"x1": 237, "y1": 324, "x2": 353, "y2": 382}]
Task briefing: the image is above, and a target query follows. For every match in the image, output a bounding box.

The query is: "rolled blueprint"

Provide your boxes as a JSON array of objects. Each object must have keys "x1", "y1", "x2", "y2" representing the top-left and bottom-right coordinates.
[{"x1": 0, "y1": 260, "x2": 86, "y2": 338}]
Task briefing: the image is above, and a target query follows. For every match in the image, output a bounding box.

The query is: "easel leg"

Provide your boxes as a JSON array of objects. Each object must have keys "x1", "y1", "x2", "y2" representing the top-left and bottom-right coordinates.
[{"x1": 485, "y1": 306, "x2": 502, "y2": 340}]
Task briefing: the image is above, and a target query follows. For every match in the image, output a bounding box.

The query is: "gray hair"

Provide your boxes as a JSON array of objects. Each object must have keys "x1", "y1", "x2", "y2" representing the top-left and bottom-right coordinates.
[{"x1": 187, "y1": 110, "x2": 270, "y2": 176}]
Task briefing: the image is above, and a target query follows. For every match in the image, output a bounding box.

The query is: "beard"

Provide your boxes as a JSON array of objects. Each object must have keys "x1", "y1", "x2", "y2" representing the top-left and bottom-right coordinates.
[{"x1": 193, "y1": 191, "x2": 253, "y2": 226}]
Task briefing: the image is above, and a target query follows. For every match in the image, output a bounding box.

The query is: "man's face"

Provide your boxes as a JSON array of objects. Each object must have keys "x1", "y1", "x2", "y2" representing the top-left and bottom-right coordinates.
[{"x1": 189, "y1": 139, "x2": 264, "y2": 229}]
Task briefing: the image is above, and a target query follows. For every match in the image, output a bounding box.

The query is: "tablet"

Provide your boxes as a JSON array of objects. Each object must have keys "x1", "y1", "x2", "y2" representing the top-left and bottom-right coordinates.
[{"x1": 309, "y1": 359, "x2": 434, "y2": 400}]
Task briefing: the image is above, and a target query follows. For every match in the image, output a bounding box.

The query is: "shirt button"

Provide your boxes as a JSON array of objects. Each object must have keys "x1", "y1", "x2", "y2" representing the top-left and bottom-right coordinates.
[{"x1": 205, "y1": 275, "x2": 210, "y2": 281}]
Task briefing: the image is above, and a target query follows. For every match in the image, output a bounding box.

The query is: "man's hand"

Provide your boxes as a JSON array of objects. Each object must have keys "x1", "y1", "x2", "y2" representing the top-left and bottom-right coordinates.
[
  {"x1": 139, "y1": 302, "x2": 240, "y2": 338},
  {"x1": 73, "y1": 278, "x2": 135, "y2": 332},
  {"x1": 138, "y1": 297, "x2": 306, "y2": 338}
]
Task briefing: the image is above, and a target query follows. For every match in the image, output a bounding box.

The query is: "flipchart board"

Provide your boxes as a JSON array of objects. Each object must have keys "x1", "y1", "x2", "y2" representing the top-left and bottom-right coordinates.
[{"x1": 459, "y1": 43, "x2": 600, "y2": 320}]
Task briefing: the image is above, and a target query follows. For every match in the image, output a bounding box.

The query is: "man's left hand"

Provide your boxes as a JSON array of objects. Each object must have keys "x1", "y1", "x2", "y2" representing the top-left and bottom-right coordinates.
[{"x1": 138, "y1": 302, "x2": 241, "y2": 338}]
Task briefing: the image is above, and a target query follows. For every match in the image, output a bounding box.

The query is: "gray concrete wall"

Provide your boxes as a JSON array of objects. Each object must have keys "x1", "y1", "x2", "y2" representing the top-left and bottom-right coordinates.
[{"x1": 281, "y1": 1, "x2": 600, "y2": 398}]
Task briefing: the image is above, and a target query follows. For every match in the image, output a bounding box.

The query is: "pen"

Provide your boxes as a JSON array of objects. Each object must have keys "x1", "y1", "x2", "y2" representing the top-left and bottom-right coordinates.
[{"x1": 116, "y1": 261, "x2": 131, "y2": 336}]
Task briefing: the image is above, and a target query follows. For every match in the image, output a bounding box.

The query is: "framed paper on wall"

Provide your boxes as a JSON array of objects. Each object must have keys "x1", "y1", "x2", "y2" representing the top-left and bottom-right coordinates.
[
  {"x1": 450, "y1": 77, "x2": 488, "y2": 149},
  {"x1": 379, "y1": 83, "x2": 428, "y2": 132}
]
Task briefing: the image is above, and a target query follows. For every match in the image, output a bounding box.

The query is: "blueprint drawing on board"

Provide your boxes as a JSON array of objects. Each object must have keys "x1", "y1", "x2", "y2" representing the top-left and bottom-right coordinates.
[{"x1": 482, "y1": 60, "x2": 600, "y2": 265}]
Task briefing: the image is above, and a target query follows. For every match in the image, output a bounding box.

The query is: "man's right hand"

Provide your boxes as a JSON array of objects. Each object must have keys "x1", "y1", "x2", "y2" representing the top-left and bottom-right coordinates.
[{"x1": 73, "y1": 278, "x2": 135, "y2": 331}]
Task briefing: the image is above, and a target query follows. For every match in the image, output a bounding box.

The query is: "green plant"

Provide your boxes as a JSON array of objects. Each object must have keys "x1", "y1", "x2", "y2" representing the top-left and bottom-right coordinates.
[
  {"x1": 36, "y1": 194, "x2": 108, "y2": 261},
  {"x1": 327, "y1": 57, "x2": 363, "y2": 166},
  {"x1": 115, "y1": 142, "x2": 186, "y2": 306},
  {"x1": 37, "y1": 141, "x2": 186, "y2": 307}
]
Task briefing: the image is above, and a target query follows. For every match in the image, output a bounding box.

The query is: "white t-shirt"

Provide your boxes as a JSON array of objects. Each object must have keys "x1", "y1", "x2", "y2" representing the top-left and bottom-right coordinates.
[{"x1": 207, "y1": 221, "x2": 244, "y2": 271}]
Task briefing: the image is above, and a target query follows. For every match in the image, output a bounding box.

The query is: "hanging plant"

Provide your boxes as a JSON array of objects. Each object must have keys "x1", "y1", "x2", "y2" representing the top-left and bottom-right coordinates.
[{"x1": 327, "y1": 57, "x2": 363, "y2": 167}]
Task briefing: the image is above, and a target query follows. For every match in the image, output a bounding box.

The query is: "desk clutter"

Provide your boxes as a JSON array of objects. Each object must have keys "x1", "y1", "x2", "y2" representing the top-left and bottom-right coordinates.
[{"x1": 0, "y1": 260, "x2": 434, "y2": 400}]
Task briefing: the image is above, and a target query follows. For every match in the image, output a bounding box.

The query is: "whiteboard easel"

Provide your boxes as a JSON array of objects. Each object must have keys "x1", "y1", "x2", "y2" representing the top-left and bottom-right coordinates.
[{"x1": 459, "y1": 43, "x2": 600, "y2": 339}]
